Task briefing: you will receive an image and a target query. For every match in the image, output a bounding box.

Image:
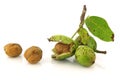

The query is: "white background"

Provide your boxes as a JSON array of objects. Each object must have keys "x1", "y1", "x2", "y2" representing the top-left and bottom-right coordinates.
[{"x1": 0, "y1": 0, "x2": 120, "y2": 80}]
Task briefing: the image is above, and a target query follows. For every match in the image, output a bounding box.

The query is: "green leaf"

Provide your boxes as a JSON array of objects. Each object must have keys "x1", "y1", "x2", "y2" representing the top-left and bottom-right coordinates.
[{"x1": 85, "y1": 16, "x2": 114, "y2": 42}]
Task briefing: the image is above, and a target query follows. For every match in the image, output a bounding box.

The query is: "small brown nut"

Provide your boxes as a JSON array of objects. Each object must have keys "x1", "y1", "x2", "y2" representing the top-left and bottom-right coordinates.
[
  {"x1": 55, "y1": 42, "x2": 70, "y2": 54},
  {"x1": 4, "y1": 43, "x2": 22, "y2": 57},
  {"x1": 24, "y1": 46, "x2": 42, "y2": 64}
]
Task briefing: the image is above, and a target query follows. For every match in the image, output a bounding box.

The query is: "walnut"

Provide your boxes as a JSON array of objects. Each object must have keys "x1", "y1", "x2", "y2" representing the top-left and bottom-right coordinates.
[
  {"x1": 24, "y1": 46, "x2": 42, "y2": 64},
  {"x1": 4, "y1": 43, "x2": 22, "y2": 57}
]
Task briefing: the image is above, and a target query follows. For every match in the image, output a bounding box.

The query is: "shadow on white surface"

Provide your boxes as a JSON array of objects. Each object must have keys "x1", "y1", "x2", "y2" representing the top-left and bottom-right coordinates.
[
  {"x1": 50, "y1": 57, "x2": 97, "y2": 69},
  {"x1": 4, "y1": 55, "x2": 23, "y2": 63}
]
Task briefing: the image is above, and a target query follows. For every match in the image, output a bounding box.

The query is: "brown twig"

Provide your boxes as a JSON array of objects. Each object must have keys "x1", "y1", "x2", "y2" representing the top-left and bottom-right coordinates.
[
  {"x1": 71, "y1": 5, "x2": 87, "y2": 39},
  {"x1": 80, "y1": 5, "x2": 87, "y2": 26}
]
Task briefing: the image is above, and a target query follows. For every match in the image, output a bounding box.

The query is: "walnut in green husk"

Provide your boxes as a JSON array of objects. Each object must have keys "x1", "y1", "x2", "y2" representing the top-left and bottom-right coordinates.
[
  {"x1": 75, "y1": 46, "x2": 96, "y2": 67},
  {"x1": 86, "y1": 36, "x2": 97, "y2": 51},
  {"x1": 75, "y1": 35, "x2": 97, "y2": 51},
  {"x1": 48, "y1": 35, "x2": 77, "y2": 60},
  {"x1": 54, "y1": 42, "x2": 70, "y2": 54}
]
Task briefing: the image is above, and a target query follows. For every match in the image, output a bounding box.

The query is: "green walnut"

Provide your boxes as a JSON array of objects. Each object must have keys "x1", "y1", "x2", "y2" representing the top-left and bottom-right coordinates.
[
  {"x1": 86, "y1": 36, "x2": 97, "y2": 51},
  {"x1": 78, "y1": 28, "x2": 90, "y2": 45},
  {"x1": 77, "y1": 27, "x2": 97, "y2": 51},
  {"x1": 75, "y1": 35, "x2": 97, "y2": 51},
  {"x1": 75, "y1": 36, "x2": 82, "y2": 45},
  {"x1": 48, "y1": 35, "x2": 77, "y2": 60},
  {"x1": 75, "y1": 45, "x2": 96, "y2": 67}
]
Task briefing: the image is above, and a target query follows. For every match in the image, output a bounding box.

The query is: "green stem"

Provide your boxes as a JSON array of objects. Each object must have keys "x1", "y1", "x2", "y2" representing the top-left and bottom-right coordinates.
[
  {"x1": 71, "y1": 28, "x2": 79, "y2": 39},
  {"x1": 95, "y1": 50, "x2": 107, "y2": 54},
  {"x1": 71, "y1": 5, "x2": 87, "y2": 39}
]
